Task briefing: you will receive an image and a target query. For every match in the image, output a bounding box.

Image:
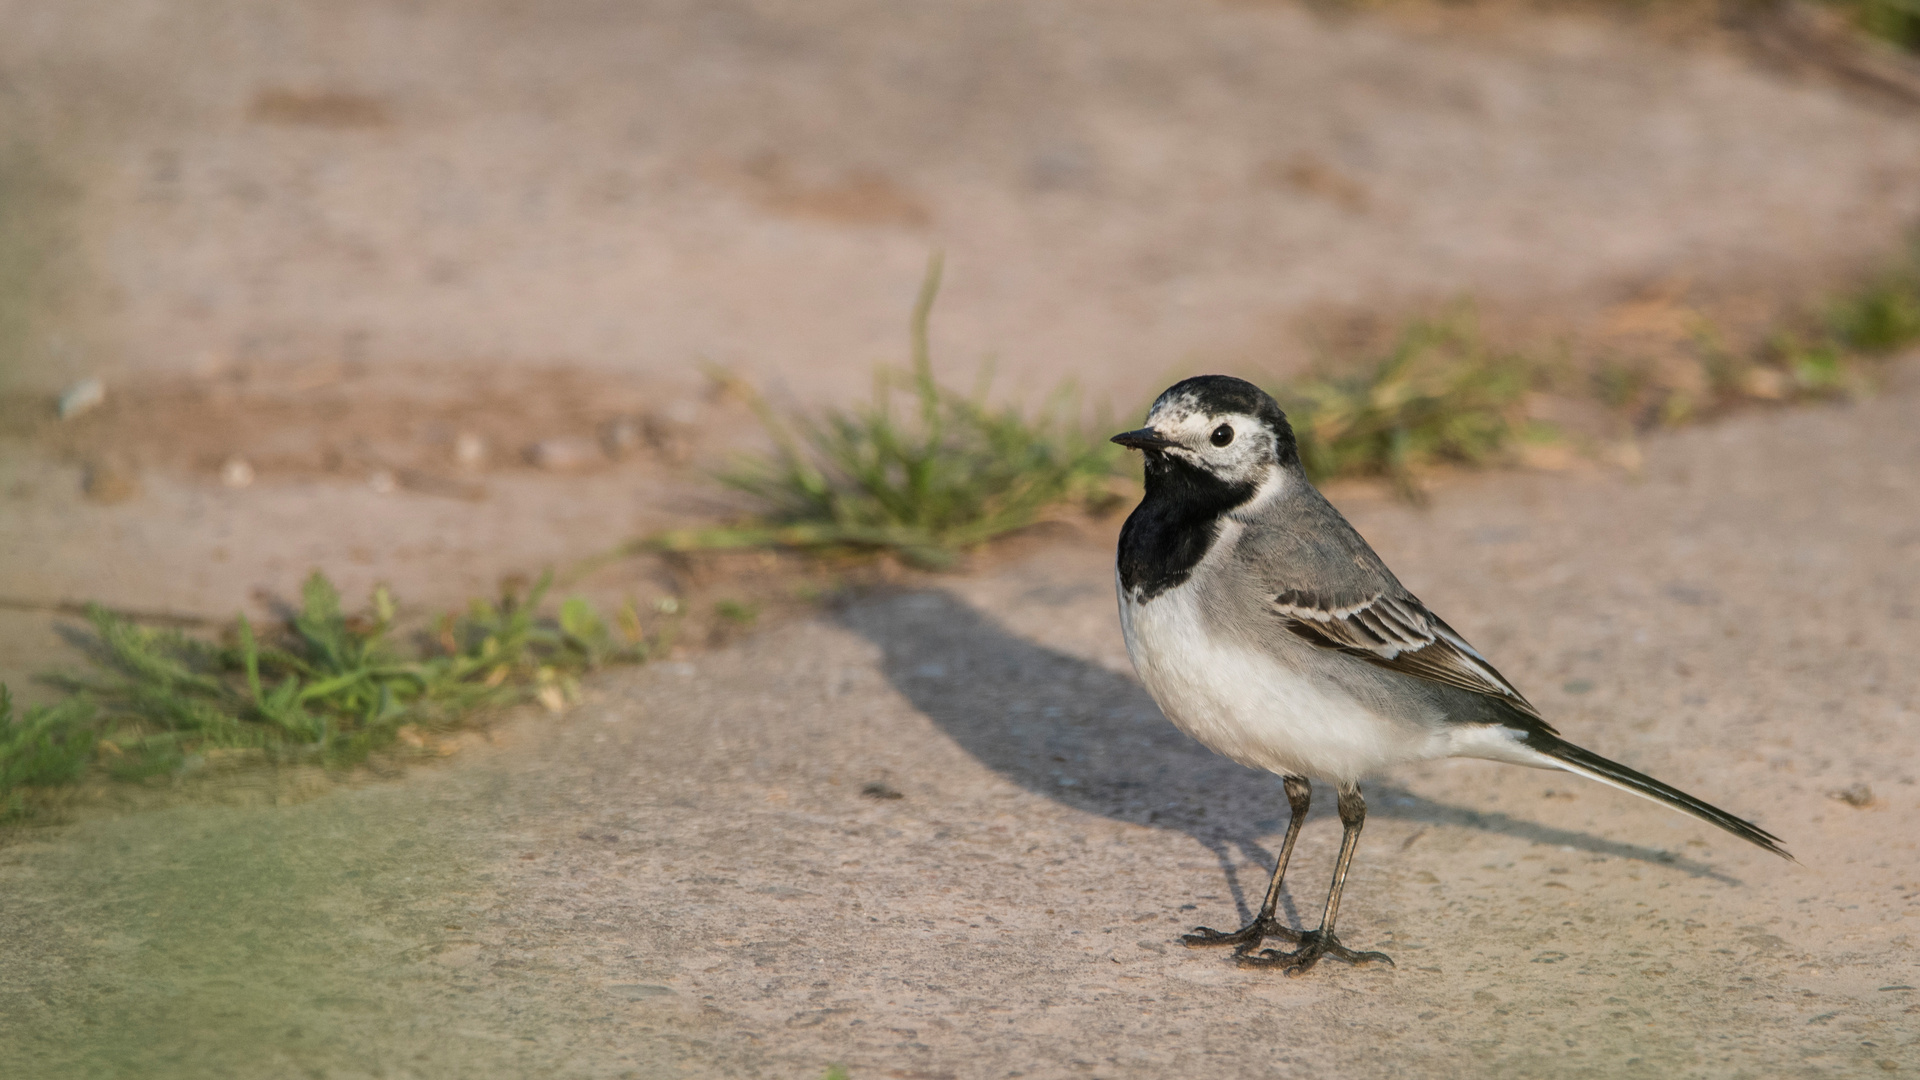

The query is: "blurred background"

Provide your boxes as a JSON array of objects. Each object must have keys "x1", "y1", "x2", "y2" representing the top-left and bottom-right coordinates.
[{"x1": 4, "y1": 0, "x2": 1920, "y2": 682}]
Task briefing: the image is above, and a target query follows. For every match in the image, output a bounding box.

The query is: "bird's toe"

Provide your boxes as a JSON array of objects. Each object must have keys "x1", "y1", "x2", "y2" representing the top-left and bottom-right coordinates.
[
  {"x1": 1181, "y1": 916, "x2": 1300, "y2": 949},
  {"x1": 1231, "y1": 930, "x2": 1392, "y2": 975}
]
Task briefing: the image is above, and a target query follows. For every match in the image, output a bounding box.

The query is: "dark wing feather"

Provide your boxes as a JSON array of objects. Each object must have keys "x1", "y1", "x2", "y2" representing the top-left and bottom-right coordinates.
[{"x1": 1272, "y1": 588, "x2": 1547, "y2": 723}]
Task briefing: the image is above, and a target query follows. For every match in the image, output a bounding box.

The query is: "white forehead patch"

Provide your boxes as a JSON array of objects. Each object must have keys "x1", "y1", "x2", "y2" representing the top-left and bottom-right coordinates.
[
  {"x1": 1147, "y1": 389, "x2": 1205, "y2": 425},
  {"x1": 1149, "y1": 402, "x2": 1261, "y2": 443}
]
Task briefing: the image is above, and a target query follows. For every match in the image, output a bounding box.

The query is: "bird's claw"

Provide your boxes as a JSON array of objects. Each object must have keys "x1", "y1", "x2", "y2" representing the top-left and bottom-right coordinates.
[
  {"x1": 1234, "y1": 929, "x2": 1393, "y2": 976},
  {"x1": 1180, "y1": 916, "x2": 1301, "y2": 949}
]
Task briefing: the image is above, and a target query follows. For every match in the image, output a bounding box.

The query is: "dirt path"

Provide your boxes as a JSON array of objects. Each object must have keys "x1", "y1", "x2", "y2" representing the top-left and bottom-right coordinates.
[
  {"x1": 9, "y1": 0, "x2": 1920, "y2": 402},
  {"x1": 5, "y1": 368, "x2": 1916, "y2": 1078}
]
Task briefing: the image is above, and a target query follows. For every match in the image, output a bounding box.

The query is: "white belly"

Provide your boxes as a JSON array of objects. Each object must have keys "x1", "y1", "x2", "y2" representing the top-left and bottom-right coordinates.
[{"x1": 1117, "y1": 572, "x2": 1443, "y2": 784}]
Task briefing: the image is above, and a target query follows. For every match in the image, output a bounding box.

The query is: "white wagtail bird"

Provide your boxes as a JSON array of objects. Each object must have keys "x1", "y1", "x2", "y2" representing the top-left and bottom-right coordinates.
[{"x1": 1111, "y1": 375, "x2": 1790, "y2": 976}]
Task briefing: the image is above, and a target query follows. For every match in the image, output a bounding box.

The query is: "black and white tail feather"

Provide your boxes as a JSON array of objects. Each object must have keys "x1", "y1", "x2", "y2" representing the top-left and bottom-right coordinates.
[{"x1": 1520, "y1": 732, "x2": 1792, "y2": 860}]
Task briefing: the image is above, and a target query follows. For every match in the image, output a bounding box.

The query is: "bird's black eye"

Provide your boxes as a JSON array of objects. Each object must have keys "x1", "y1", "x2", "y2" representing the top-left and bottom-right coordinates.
[{"x1": 1211, "y1": 424, "x2": 1234, "y2": 447}]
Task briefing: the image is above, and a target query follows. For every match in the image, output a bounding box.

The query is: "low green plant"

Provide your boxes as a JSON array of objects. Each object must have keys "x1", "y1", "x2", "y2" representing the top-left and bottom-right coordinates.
[
  {"x1": 1592, "y1": 357, "x2": 1652, "y2": 414},
  {"x1": 649, "y1": 256, "x2": 1121, "y2": 567},
  {"x1": 1324, "y1": 2, "x2": 1920, "y2": 53},
  {"x1": 1, "y1": 572, "x2": 651, "y2": 803},
  {"x1": 1678, "y1": 244, "x2": 1920, "y2": 413},
  {"x1": 1274, "y1": 313, "x2": 1543, "y2": 491},
  {"x1": 714, "y1": 599, "x2": 760, "y2": 626},
  {"x1": 1828, "y1": 242, "x2": 1920, "y2": 354},
  {"x1": 1829, "y1": 0, "x2": 1920, "y2": 51},
  {"x1": 0, "y1": 687, "x2": 96, "y2": 817},
  {"x1": 653, "y1": 233, "x2": 1920, "y2": 562},
  {"x1": 1766, "y1": 334, "x2": 1853, "y2": 398}
]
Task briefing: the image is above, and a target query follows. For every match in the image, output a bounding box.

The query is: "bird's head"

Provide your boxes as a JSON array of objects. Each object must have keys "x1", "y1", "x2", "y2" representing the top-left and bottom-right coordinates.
[{"x1": 1111, "y1": 375, "x2": 1300, "y2": 492}]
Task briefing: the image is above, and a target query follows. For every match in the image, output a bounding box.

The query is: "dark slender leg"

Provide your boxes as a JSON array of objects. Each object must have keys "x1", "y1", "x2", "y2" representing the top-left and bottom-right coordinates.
[
  {"x1": 1238, "y1": 783, "x2": 1393, "y2": 976},
  {"x1": 1182, "y1": 775, "x2": 1309, "y2": 950}
]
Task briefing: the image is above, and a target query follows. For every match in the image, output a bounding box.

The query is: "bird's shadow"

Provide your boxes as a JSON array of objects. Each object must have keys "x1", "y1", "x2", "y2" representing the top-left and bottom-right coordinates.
[{"x1": 838, "y1": 588, "x2": 1740, "y2": 926}]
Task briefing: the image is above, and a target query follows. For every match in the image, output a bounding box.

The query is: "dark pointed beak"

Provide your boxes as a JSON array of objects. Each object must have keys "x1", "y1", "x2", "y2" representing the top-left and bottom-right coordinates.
[{"x1": 1111, "y1": 427, "x2": 1177, "y2": 451}]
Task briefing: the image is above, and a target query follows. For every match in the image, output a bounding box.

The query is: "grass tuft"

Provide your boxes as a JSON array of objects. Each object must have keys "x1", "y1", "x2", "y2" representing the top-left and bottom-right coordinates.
[
  {"x1": 1830, "y1": 0, "x2": 1920, "y2": 51},
  {"x1": 1327, "y1": 2, "x2": 1920, "y2": 55},
  {"x1": 1267, "y1": 236, "x2": 1920, "y2": 488},
  {"x1": 648, "y1": 256, "x2": 1122, "y2": 567},
  {"x1": 714, "y1": 599, "x2": 760, "y2": 626},
  {"x1": 1, "y1": 572, "x2": 654, "y2": 806},
  {"x1": 1681, "y1": 242, "x2": 1920, "y2": 414},
  {"x1": 655, "y1": 233, "x2": 1920, "y2": 544},
  {"x1": 0, "y1": 686, "x2": 96, "y2": 818},
  {"x1": 1828, "y1": 240, "x2": 1920, "y2": 353},
  {"x1": 1273, "y1": 312, "x2": 1544, "y2": 492}
]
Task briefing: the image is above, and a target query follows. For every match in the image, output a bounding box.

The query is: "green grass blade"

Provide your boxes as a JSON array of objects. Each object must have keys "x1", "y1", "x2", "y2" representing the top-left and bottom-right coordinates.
[{"x1": 238, "y1": 613, "x2": 265, "y2": 705}]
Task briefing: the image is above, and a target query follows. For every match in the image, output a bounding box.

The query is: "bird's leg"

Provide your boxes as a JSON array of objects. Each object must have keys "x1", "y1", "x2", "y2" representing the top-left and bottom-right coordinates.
[
  {"x1": 1182, "y1": 775, "x2": 1309, "y2": 950},
  {"x1": 1238, "y1": 783, "x2": 1393, "y2": 975}
]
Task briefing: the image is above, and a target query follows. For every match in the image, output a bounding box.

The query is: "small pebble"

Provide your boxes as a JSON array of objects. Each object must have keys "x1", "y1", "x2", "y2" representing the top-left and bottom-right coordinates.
[
  {"x1": 453, "y1": 432, "x2": 488, "y2": 469},
  {"x1": 1741, "y1": 367, "x2": 1788, "y2": 401},
  {"x1": 645, "y1": 405, "x2": 698, "y2": 464},
  {"x1": 526, "y1": 436, "x2": 601, "y2": 470},
  {"x1": 1831, "y1": 782, "x2": 1874, "y2": 808},
  {"x1": 220, "y1": 456, "x2": 255, "y2": 488},
  {"x1": 83, "y1": 458, "x2": 140, "y2": 503},
  {"x1": 600, "y1": 416, "x2": 645, "y2": 459},
  {"x1": 57, "y1": 377, "x2": 106, "y2": 420},
  {"x1": 660, "y1": 398, "x2": 702, "y2": 426}
]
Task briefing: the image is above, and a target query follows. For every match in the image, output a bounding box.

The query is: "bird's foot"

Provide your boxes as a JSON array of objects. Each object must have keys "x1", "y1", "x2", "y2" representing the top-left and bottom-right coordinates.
[
  {"x1": 1180, "y1": 914, "x2": 1301, "y2": 950},
  {"x1": 1235, "y1": 929, "x2": 1393, "y2": 976}
]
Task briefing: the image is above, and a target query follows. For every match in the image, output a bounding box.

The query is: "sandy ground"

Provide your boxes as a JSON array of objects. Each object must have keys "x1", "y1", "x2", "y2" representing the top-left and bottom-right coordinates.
[
  {"x1": 8, "y1": 0, "x2": 1920, "y2": 404},
  {"x1": 3, "y1": 365, "x2": 1916, "y2": 1079}
]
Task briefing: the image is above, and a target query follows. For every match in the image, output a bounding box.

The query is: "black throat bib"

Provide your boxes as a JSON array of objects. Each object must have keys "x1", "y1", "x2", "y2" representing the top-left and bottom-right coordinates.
[{"x1": 1117, "y1": 453, "x2": 1257, "y2": 603}]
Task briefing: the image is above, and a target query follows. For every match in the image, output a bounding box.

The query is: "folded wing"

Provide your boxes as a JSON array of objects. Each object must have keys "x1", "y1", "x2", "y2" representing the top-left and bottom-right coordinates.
[{"x1": 1272, "y1": 588, "x2": 1549, "y2": 727}]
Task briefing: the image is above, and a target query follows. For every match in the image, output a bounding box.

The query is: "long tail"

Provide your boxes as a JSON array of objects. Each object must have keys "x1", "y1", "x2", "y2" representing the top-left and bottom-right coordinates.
[{"x1": 1526, "y1": 732, "x2": 1793, "y2": 861}]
